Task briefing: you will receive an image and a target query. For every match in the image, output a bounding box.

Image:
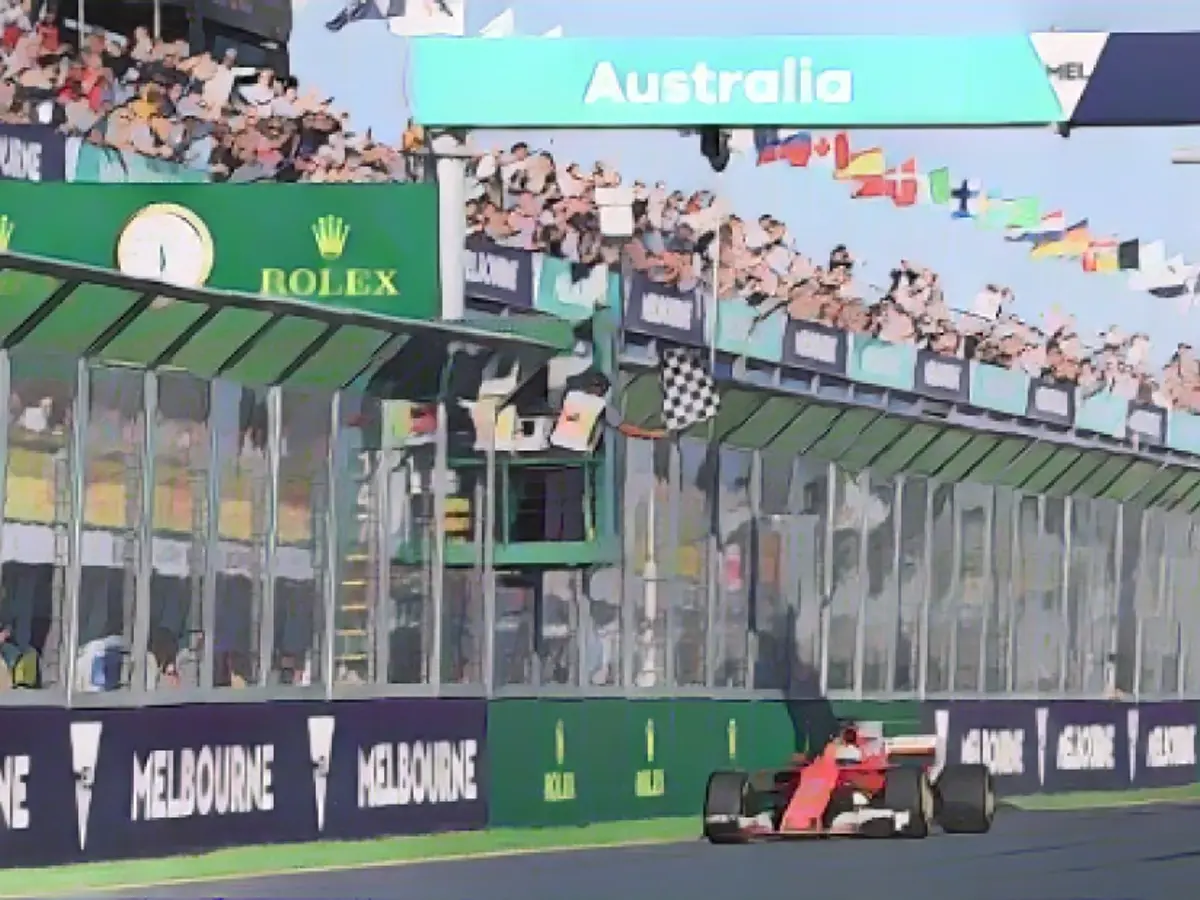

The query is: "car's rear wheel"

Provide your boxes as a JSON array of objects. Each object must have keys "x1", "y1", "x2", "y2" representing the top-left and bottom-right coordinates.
[
  {"x1": 883, "y1": 767, "x2": 933, "y2": 838},
  {"x1": 704, "y1": 771, "x2": 750, "y2": 844},
  {"x1": 935, "y1": 764, "x2": 995, "y2": 834}
]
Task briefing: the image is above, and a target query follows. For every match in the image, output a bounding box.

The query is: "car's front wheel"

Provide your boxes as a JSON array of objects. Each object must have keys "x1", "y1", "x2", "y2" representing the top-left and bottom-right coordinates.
[{"x1": 703, "y1": 771, "x2": 750, "y2": 844}]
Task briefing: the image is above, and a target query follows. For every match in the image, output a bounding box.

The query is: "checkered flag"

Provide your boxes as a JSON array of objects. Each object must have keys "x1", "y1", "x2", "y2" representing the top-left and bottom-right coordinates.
[{"x1": 659, "y1": 347, "x2": 720, "y2": 432}]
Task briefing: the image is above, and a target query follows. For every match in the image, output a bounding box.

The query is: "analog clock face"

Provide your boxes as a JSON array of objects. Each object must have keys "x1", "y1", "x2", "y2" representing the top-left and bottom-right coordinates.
[{"x1": 116, "y1": 203, "x2": 215, "y2": 289}]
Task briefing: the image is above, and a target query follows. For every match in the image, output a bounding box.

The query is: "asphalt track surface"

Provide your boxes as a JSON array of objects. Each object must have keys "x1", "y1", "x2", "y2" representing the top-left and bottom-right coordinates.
[{"x1": 91, "y1": 804, "x2": 1200, "y2": 900}]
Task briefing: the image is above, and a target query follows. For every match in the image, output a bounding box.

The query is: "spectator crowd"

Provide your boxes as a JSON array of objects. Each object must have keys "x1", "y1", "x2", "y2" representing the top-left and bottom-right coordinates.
[
  {"x1": 0, "y1": 1, "x2": 1194, "y2": 411},
  {"x1": 466, "y1": 141, "x2": 1200, "y2": 413}
]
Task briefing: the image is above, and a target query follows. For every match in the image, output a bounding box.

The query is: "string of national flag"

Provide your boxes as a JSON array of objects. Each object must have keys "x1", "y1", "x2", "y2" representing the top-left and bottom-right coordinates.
[{"x1": 751, "y1": 129, "x2": 1198, "y2": 301}]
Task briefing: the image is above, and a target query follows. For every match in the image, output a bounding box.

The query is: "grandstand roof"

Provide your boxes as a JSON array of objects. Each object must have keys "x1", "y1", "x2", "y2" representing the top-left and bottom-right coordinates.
[{"x1": 0, "y1": 251, "x2": 574, "y2": 394}]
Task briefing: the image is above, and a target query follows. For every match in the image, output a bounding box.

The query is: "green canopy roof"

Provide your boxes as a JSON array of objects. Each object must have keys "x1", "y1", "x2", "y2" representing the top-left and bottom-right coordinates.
[{"x1": 0, "y1": 251, "x2": 574, "y2": 394}]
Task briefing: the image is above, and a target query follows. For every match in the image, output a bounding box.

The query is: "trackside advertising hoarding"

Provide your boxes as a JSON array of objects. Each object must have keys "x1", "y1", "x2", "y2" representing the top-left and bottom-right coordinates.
[
  {"x1": 410, "y1": 35, "x2": 1063, "y2": 128},
  {"x1": 0, "y1": 700, "x2": 487, "y2": 867},
  {"x1": 927, "y1": 700, "x2": 1198, "y2": 796}
]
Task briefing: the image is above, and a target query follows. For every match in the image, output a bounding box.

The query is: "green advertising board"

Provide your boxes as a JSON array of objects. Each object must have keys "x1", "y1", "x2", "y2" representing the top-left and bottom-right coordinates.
[
  {"x1": 486, "y1": 698, "x2": 919, "y2": 828},
  {"x1": 0, "y1": 183, "x2": 440, "y2": 319}
]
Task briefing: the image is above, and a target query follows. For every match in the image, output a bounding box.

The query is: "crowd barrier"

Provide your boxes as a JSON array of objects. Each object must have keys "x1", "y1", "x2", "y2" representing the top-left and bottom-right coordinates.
[{"x1": 0, "y1": 697, "x2": 1195, "y2": 868}]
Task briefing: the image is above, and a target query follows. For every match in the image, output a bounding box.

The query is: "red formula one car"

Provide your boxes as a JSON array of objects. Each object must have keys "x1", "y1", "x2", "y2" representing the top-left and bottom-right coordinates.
[{"x1": 703, "y1": 723, "x2": 995, "y2": 843}]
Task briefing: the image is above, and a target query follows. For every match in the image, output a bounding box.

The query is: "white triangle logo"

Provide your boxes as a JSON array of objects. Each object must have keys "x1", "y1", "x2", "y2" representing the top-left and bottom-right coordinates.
[
  {"x1": 1127, "y1": 709, "x2": 1139, "y2": 783},
  {"x1": 69, "y1": 721, "x2": 103, "y2": 851},
  {"x1": 307, "y1": 716, "x2": 336, "y2": 834},
  {"x1": 1036, "y1": 707, "x2": 1049, "y2": 786},
  {"x1": 1030, "y1": 31, "x2": 1111, "y2": 120}
]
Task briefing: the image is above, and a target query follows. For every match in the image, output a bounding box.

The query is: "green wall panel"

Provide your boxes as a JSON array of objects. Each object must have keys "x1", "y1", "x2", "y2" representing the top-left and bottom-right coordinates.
[{"x1": 485, "y1": 698, "x2": 924, "y2": 828}]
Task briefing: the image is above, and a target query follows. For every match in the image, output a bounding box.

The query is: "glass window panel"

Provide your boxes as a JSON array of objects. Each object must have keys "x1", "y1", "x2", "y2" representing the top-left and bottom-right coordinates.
[
  {"x1": 271, "y1": 390, "x2": 331, "y2": 687},
  {"x1": 332, "y1": 393, "x2": 379, "y2": 684},
  {"x1": 211, "y1": 380, "x2": 268, "y2": 687},
  {"x1": 1011, "y1": 496, "x2": 1064, "y2": 692},
  {"x1": 714, "y1": 446, "x2": 751, "y2": 688},
  {"x1": 492, "y1": 572, "x2": 534, "y2": 688},
  {"x1": 75, "y1": 366, "x2": 145, "y2": 694},
  {"x1": 626, "y1": 437, "x2": 669, "y2": 688},
  {"x1": 146, "y1": 373, "x2": 210, "y2": 691},
  {"x1": 1, "y1": 354, "x2": 75, "y2": 690},
  {"x1": 1064, "y1": 499, "x2": 1118, "y2": 694},
  {"x1": 538, "y1": 570, "x2": 582, "y2": 686},
  {"x1": 894, "y1": 476, "x2": 928, "y2": 692},
  {"x1": 584, "y1": 564, "x2": 621, "y2": 686},
  {"x1": 861, "y1": 474, "x2": 897, "y2": 693},
  {"x1": 1135, "y1": 510, "x2": 1176, "y2": 697},
  {"x1": 753, "y1": 451, "x2": 826, "y2": 692},
  {"x1": 924, "y1": 483, "x2": 956, "y2": 693},
  {"x1": 826, "y1": 465, "x2": 864, "y2": 692},
  {"x1": 986, "y1": 487, "x2": 1016, "y2": 693},
  {"x1": 1178, "y1": 524, "x2": 1200, "y2": 694},
  {"x1": 949, "y1": 483, "x2": 993, "y2": 692},
  {"x1": 675, "y1": 437, "x2": 711, "y2": 687}
]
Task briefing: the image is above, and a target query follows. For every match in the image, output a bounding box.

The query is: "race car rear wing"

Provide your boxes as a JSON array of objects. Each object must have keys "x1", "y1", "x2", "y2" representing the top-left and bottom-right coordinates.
[{"x1": 883, "y1": 734, "x2": 939, "y2": 757}]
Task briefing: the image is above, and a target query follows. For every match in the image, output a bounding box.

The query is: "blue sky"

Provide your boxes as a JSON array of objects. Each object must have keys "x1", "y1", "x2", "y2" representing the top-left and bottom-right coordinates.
[{"x1": 289, "y1": 0, "x2": 1200, "y2": 363}]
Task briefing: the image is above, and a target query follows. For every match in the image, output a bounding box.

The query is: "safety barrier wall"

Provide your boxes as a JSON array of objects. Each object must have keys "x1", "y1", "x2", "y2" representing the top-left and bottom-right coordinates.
[
  {"x1": 485, "y1": 698, "x2": 920, "y2": 827},
  {"x1": 0, "y1": 699, "x2": 488, "y2": 867},
  {"x1": 0, "y1": 697, "x2": 1196, "y2": 867},
  {"x1": 922, "y1": 699, "x2": 1199, "y2": 795}
]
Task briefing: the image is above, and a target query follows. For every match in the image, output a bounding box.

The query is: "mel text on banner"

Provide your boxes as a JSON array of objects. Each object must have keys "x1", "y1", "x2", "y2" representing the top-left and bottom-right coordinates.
[
  {"x1": 1168, "y1": 410, "x2": 1200, "y2": 455},
  {"x1": 1026, "y1": 378, "x2": 1075, "y2": 427},
  {"x1": 1076, "y1": 390, "x2": 1130, "y2": 439},
  {"x1": 781, "y1": 319, "x2": 847, "y2": 375},
  {"x1": 1127, "y1": 403, "x2": 1167, "y2": 446},
  {"x1": 969, "y1": 363, "x2": 1030, "y2": 417},
  {"x1": 624, "y1": 272, "x2": 706, "y2": 345},
  {"x1": 915, "y1": 350, "x2": 968, "y2": 403},
  {"x1": 70, "y1": 142, "x2": 210, "y2": 184},
  {"x1": 715, "y1": 299, "x2": 784, "y2": 363},
  {"x1": 0, "y1": 183, "x2": 440, "y2": 320},
  {"x1": 0, "y1": 700, "x2": 488, "y2": 868},
  {"x1": 464, "y1": 237, "x2": 534, "y2": 309},
  {"x1": 0, "y1": 123, "x2": 66, "y2": 182},
  {"x1": 536, "y1": 254, "x2": 620, "y2": 323},
  {"x1": 1041, "y1": 701, "x2": 1129, "y2": 793},
  {"x1": 1127, "y1": 702, "x2": 1197, "y2": 790},
  {"x1": 320, "y1": 698, "x2": 487, "y2": 840},
  {"x1": 0, "y1": 706, "x2": 76, "y2": 867},
  {"x1": 846, "y1": 337, "x2": 917, "y2": 391},
  {"x1": 927, "y1": 701, "x2": 1042, "y2": 796}
]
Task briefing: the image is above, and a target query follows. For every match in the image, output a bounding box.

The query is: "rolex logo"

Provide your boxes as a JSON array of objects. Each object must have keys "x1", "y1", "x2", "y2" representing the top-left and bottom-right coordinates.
[
  {"x1": 0, "y1": 215, "x2": 14, "y2": 251},
  {"x1": 311, "y1": 215, "x2": 350, "y2": 261}
]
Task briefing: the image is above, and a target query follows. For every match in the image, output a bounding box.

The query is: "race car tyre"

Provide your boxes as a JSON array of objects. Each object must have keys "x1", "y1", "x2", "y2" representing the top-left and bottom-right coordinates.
[
  {"x1": 934, "y1": 763, "x2": 995, "y2": 834},
  {"x1": 882, "y1": 766, "x2": 934, "y2": 838},
  {"x1": 704, "y1": 771, "x2": 749, "y2": 844}
]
